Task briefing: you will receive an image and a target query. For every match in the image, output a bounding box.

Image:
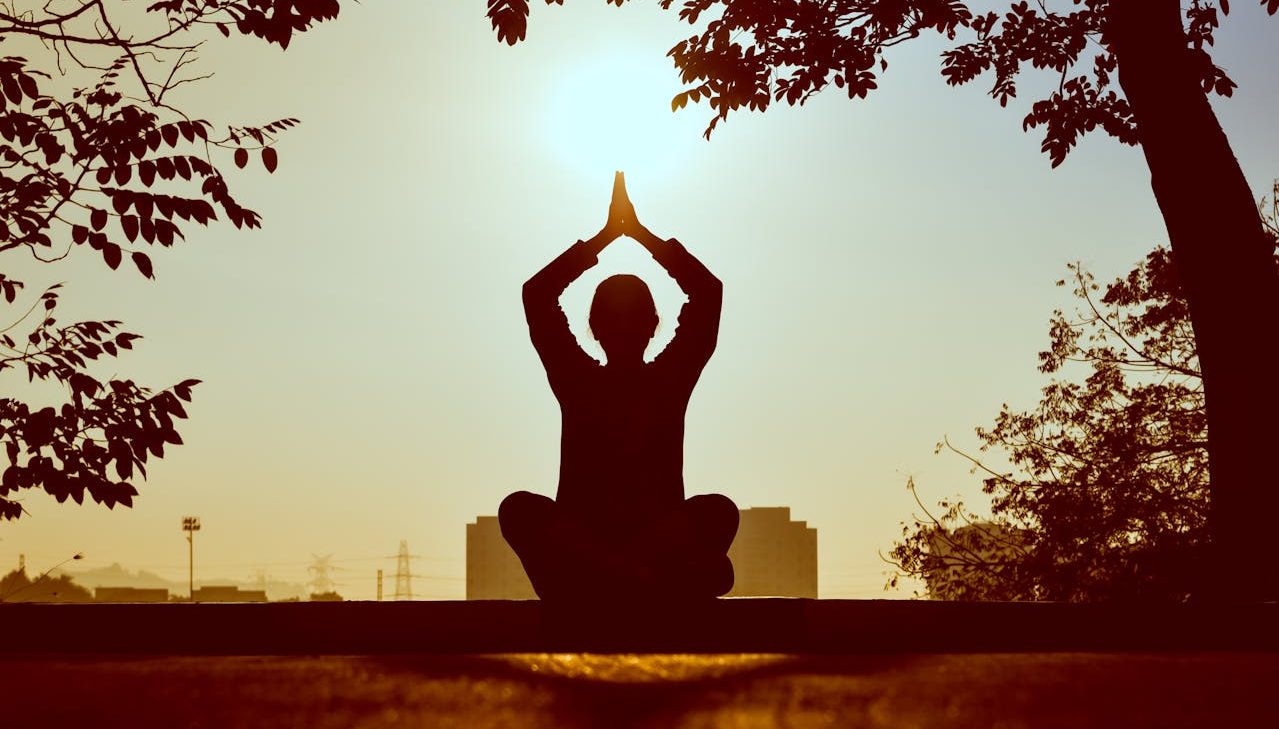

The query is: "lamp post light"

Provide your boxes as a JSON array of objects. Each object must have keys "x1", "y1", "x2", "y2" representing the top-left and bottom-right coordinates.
[{"x1": 182, "y1": 516, "x2": 200, "y2": 601}]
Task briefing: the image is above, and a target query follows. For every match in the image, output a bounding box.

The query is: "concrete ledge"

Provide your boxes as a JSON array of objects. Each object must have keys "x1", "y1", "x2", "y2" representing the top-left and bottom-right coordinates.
[{"x1": 4, "y1": 599, "x2": 1277, "y2": 654}]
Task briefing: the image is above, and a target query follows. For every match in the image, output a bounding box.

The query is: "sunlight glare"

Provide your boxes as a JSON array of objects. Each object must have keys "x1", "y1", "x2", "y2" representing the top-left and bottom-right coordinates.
[{"x1": 543, "y1": 51, "x2": 705, "y2": 183}]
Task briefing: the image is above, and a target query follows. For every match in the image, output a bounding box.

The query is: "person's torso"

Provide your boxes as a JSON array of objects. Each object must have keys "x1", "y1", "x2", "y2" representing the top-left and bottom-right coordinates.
[{"x1": 553, "y1": 362, "x2": 694, "y2": 525}]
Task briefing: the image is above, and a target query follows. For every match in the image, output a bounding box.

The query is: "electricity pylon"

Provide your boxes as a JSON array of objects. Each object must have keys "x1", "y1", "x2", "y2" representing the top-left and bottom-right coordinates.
[
  {"x1": 393, "y1": 540, "x2": 416, "y2": 601},
  {"x1": 307, "y1": 554, "x2": 336, "y2": 596}
]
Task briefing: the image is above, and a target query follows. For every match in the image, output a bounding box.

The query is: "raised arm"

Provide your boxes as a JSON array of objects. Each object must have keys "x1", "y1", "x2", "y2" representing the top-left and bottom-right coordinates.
[
  {"x1": 523, "y1": 231, "x2": 609, "y2": 376},
  {"x1": 523, "y1": 175, "x2": 629, "y2": 379},
  {"x1": 633, "y1": 225, "x2": 723, "y2": 372},
  {"x1": 607, "y1": 173, "x2": 722, "y2": 372}
]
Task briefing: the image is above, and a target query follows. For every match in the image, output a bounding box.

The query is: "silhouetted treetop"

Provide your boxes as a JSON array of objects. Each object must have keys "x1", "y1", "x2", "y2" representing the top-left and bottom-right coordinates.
[
  {"x1": 0, "y1": 0, "x2": 347, "y2": 520},
  {"x1": 888, "y1": 181, "x2": 1279, "y2": 601},
  {"x1": 889, "y1": 249, "x2": 1210, "y2": 601}
]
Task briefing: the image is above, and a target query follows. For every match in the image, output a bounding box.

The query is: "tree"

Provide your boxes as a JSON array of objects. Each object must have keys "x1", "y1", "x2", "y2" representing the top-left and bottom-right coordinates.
[
  {"x1": 0, "y1": 554, "x2": 91, "y2": 602},
  {"x1": 885, "y1": 181, "x2": 1279, "y2": 601},
  {"x1": 0, "y1": 1, "x2": 342, "y2": 520},
  {"x1": 487, "y1": 0, "x2": 1279, "y2": 598}
]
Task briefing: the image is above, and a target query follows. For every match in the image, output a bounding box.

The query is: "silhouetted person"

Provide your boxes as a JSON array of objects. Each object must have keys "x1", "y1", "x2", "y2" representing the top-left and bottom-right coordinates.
[{"x1": 501, "y1": 173, "x2": 738, "y2": 601}]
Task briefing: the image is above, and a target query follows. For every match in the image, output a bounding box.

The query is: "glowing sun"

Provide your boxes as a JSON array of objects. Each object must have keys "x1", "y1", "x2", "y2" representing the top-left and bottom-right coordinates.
[{"x1": 544, "y1": 51, "x2": 704, "y2": 182}]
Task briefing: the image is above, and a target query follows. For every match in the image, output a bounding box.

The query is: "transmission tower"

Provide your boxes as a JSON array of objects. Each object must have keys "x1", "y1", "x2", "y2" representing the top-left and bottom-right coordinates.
[
  {"x1": 307, "y1": 554, "x2": 336, "y2": 596},
  {"x1": 394, "y1": 540, "x2": 414, "y2": 601}
]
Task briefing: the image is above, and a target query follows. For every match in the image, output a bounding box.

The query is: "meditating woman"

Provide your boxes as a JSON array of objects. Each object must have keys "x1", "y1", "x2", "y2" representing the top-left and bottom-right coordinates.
[{"x1": 500, "y1": 173, "x2": 739, "y2": 601}]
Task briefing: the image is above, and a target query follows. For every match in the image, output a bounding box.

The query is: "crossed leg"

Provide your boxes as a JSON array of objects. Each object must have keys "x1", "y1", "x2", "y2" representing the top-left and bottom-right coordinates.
[{"x1": 498, "y1": 491, "x2": 739, "y2": 601}]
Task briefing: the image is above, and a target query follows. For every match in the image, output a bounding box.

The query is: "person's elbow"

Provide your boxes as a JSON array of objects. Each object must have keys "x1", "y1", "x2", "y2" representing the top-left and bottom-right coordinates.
[
  {"x1": 522, "y1": 278, "x2": 544, "y2": 309},
  {"x1": 701, "y1": 274, "x2": 723, "y2": 304},
  {"x1": 706, "y1": 273, "x2": 723, "y2": 296}
]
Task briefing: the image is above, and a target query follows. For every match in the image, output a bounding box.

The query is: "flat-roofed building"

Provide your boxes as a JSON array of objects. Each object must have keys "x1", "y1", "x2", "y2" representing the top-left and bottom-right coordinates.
[
  {"x1": 94, "y1": 586, "x2": 170, "y2": 603},
  {"x1": 191, "y1": 585, "x2": 267, "y2": 603},
  {"x1": 466, "y1": 505, "x2": 818, "y2": 599},
  {"x1": 466, "y1": 516, "x2": 537, "y2": 600},
  {"x1": 728, "y1": 507, "x2": 818, "y2": 598}
]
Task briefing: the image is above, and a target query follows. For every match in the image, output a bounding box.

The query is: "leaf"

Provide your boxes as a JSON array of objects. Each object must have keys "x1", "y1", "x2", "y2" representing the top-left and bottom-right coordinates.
[
  {"x1": 17, "y1": 74, "x2": 38, "y2": 99},
  {"x1": 135, "y1": 195, "x2": 153, "y2": 220},
  {"x1": 262, "y1": 146, "x2": 278, "y2": 173},
  {"x1": 70, "y1": 372, "x2": 100, "y2": 395},
  {"x1": 121, "y1": 215, "x2": 139, "y2": 242},
  {"x1": 155, "y1": 219, "x2": 176, "y2": 247},
  {"x1": 1, "y1": 76, "x2": 21, "y2": 105},
  {"x1": 110, "y1": 440, "x2": 133, "y2": 480},
  {"x1": 102, "y1": 243, "x2": 122, "y2": 270},
  {"x1": 132, "y1": 251, "x2": 154, "y2": 279},
  {"x1": 156, "y1": 157, "x2": 175, "y2": 180},
  {"x1": 72, "y1": 225, "x2": 88, "y2": 245},
  {"x1": 487, "y1": 0, "x2": 530, "y2": 45},
  {"x1": 173, "y1": 378, "x2": 201, "y2": 402},
  {"x1": 234, "y1": 147, "x2": 248, "y2": 168},
  {"x1": 91, "y1": 208, "x2": 108, "y2": 231}
]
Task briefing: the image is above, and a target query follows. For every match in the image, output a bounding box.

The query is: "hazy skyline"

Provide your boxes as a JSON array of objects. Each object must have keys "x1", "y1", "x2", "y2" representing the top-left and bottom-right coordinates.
[{"x1": 3, "y1": 0, "x2": 1277, "y2": 599}]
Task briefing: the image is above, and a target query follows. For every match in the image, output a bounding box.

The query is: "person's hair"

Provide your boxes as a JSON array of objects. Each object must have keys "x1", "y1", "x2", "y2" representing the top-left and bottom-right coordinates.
[{"x1": 588, "y1": 274, "x2": 658, "y2": 341}]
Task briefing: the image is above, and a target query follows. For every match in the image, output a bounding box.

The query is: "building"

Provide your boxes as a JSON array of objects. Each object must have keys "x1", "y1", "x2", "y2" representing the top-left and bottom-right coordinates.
[
  {"x1": 466, "y1": 516, "x2": 537, "y2": 599},
  {"x1": 191, "y1": 585, "x2": 267, "y2": 602},
  {"x1": 465, "y1": 505, "x2": 818, "y2": 599},
  {"x1": 727, "y1": 507, "x2": 818, "y2": 598},
  {"x1": 94, "y1": 586, "x2": 170, "y2": 603}
]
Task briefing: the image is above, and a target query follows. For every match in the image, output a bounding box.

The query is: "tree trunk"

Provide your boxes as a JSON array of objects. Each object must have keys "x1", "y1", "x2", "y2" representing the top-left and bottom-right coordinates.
[{"x1": 1110, "y1": 0, "x2": 1279, "y2": 601}]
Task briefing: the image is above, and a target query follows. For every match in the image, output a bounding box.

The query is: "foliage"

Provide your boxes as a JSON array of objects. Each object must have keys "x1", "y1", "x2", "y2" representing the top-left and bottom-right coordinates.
[
  {"x1": 889, "y1": 250, "x2": 1208, "y2": 601},
  {"x1": 0, "y1": 565, "x2": 91, "y2": 602},
  {"x1": 885, "y1": 181, "x2": 1279, "y2": 601},
  {"x1": 488, "y1": 0, "x2": 1275, "y2": 163},
  {"x1": 0, "y1": 1, "x2": 342, "y2": 520}
]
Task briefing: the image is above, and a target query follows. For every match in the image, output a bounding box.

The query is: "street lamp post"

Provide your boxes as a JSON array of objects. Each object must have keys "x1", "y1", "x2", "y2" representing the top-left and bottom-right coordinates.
[{"x1": 182, "y1": 516, "x2": 200, "y2": 601}]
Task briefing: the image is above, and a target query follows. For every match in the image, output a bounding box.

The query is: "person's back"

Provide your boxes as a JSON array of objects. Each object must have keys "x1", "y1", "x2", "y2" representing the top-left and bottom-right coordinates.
[
  {"x1": 555, "y1": 362, "x2": 691, "y2": 526},
  {"x1": 500, "y1": 173, "x2": 738, "y2": 600}
]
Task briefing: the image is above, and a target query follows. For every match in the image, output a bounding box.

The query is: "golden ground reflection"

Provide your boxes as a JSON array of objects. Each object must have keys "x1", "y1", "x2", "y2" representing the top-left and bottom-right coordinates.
[
  {"x1": 3, "y1": 653, "x2": 1274, "y2": 728},
  {"x1": 494, "y1": 653, "x2": 791, "y2": 683}
]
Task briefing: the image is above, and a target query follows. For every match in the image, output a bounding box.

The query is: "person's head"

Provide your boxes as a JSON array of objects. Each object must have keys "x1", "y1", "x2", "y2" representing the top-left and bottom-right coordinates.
[{"x1": 589, "y1": 274, "x2": 658, "y2": 363}]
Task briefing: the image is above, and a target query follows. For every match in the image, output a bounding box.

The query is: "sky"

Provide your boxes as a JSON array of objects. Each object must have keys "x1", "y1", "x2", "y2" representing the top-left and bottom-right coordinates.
[{"x1": 2, "y1": 1, "x2": 1276, "y2": 599}]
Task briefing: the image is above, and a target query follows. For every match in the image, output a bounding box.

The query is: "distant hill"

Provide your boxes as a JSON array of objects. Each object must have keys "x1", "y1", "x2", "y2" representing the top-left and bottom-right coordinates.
[{"x1": 58, "y1": 563, "x2": 173, "y2": 590}]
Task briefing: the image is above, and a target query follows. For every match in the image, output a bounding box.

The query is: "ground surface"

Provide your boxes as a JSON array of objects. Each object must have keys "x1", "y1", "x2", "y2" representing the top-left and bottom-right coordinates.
[{"x1": 3, "y1": 652, "x2": 1277, "y2": 728}]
